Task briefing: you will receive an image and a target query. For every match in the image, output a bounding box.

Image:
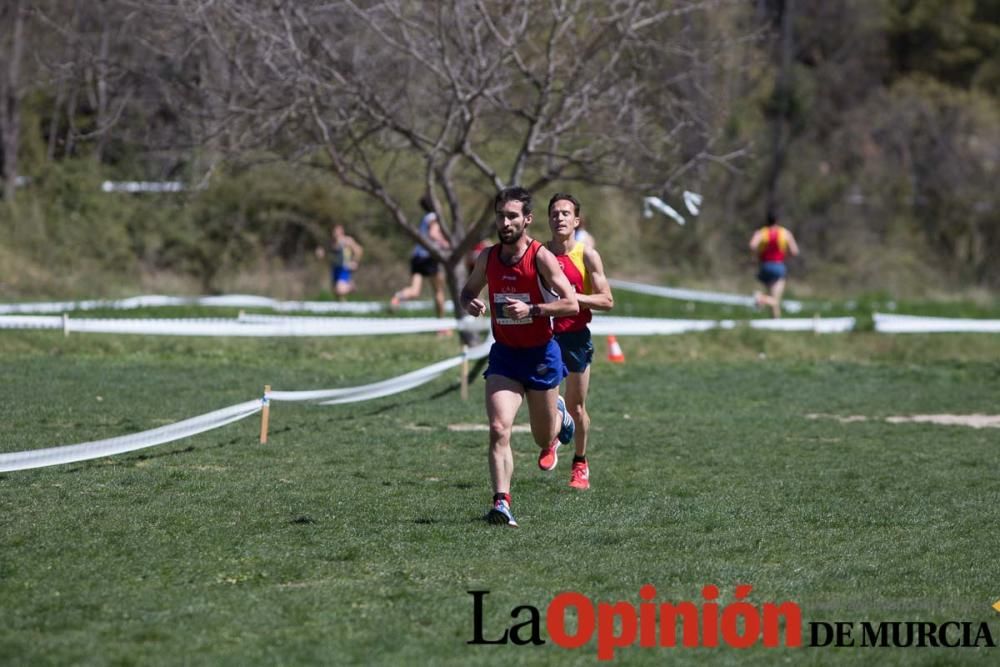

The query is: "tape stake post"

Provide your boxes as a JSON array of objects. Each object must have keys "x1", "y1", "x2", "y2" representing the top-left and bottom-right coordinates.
[
  {"x1": 259, "y1": 384, "x2": 271, "y2": 444},
  {"x1": 62, "y1": 312, "x2": 69, "y2": 337},
  {"x1": 460, "y1": 345, "x2": 469, "y2": 401}
]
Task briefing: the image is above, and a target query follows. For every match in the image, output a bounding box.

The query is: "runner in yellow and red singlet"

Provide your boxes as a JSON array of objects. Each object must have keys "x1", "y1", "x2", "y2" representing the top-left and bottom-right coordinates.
[
  {"x1": 750, "y1": 207, "x2": 800, "y2": 319},
  {"x1": 546, "y1": 193, "x2": 614, "y2": 490}
]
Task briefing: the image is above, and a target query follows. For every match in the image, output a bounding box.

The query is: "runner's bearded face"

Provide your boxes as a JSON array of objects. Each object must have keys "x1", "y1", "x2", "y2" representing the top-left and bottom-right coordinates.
[{"x1": 496, "y1": 200, "x2": 530, "y2": 246}]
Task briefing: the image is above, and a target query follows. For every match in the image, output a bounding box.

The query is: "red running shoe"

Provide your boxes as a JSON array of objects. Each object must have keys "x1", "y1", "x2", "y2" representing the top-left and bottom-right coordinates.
[
  {"x1": 569, "y1": 460, "x2": 590, "y2": 489},
  {"x1": 538, "y1": 438, "x2": 560, "y2": 471}
]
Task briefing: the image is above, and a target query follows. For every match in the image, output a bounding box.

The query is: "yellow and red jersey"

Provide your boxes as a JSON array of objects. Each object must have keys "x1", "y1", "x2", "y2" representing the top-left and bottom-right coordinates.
[
  {"x1": 756, "y1": 225, "x2": 790, "y2": 263},
  {"x1": 553, "y1": 242, "x2": 592, "y2": 334}
]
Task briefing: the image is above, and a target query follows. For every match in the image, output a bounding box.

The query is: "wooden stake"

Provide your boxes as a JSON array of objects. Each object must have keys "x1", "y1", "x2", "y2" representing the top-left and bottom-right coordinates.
[
  {"x1": 460, "y1": 345, "x2": 469, "y2": 401},
  {"x1": 62, "y1": 313, "x2": 69, "y2": 337},
  {"x1": 259, "y1": 385, "x2": 271, "y2": 444}
]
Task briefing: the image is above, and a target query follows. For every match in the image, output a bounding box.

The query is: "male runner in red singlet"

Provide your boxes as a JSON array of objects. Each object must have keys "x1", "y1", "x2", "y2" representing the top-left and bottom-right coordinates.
[
  {"x1": 460, "y1": 186, "x2": 579, "y2": 527},
  {"x1": 749, "y1": 208, "x2": 800, "y2": 318},
  {"x1": 546, "y1": 193, "x2": 614, "y2": 490}
]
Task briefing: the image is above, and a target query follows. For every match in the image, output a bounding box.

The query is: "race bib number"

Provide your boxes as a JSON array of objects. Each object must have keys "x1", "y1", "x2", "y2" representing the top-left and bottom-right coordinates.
[{"x1": 494, "y1": 292, "x2": 531, "y2": 325}]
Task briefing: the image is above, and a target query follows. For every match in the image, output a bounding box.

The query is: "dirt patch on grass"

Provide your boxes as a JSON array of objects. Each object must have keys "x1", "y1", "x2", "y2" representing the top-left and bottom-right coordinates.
[
  {"x1": 807, "y1": 413, "x2": 1000, "y2": 429},
  {"x1": 448, "y1": 423, "x2": 532, "y2": 433}
]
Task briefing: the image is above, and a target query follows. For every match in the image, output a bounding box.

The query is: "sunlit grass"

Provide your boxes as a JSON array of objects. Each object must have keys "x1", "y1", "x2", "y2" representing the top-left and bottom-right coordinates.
[{"x1": 1, "y1": 324, "x2": 999, "y2": 665}]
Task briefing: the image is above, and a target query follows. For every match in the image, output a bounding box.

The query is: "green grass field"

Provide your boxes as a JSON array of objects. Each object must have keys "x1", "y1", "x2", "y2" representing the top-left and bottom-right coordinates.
[{"x1": 2, "y1": 311, "x2": 1000, "y2": 665}]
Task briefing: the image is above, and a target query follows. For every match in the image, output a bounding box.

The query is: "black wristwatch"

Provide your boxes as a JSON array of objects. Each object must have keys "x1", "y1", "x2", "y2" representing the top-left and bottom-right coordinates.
[{"x1": 529, "y1": 304, "x2": 541, "y2": 317}]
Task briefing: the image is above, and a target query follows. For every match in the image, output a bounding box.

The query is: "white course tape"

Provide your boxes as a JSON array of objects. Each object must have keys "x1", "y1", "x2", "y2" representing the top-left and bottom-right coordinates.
[
  {"x1": 0, "y1": 313, "x2": 854, "y2": 336},
  {"x1": 3, "y1": 281, "x2": 810, "y2": 317},
  {"x1": 0, "y1": 340, "x2": 493, "y2": 472},
  {"x1": 874, "y1": 313, "x2": 1000, "y2": 334},
  {"x1": 609, "y1": 278, "x2": 803, "y2": 313},
  {"x1": 0, "y1": 294, "x2": 447, "y2": 315},
  {"x1": 589, "y1": 316, "x2": 728, "y2": 336},
  {"x1": 238, "y1": 313, "x2": 489, "y2": 335},
  {"x1": 749, "y1": 317, "x2": 855, "y2": 333},
  {"x1": 589, "y1": 316, "x2": 853, "y2": 335},
  {"x1": 269, "y1": 339, "x2": 492, "y2": 403},
  {"x1": 0, "y1": 399, "x2": 262, "y2": 472},
  {"x1": 0, "y1": 315, "x2": 488, "y2": 336},
  {"x1": 0, "y1": 315, "x2": 64, "y2": 330}
]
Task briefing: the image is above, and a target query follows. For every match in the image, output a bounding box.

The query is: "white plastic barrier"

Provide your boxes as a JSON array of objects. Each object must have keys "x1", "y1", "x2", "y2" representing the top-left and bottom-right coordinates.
[
  {"x1": 0, "y1": 279, "x2": 814, "y2": 316},
  {"x1": 1, "y1": 280, "x2": 812, "y2": 316},
  {"x1": 0, "y1": 340, "x2": 493, "y2": 472},
  {"x1": 238, "y1": 313, "x2": 489, "y2": 336},
  {"x1": 0, "y1": 313, "x2": 854, "y2": 336},
  {"x1": 589, "y1": 316, "x2": 730, "y2": 336},
  {"x1": 0, "y1": 294, "x2": 446, "y2": 315},
  {"x1": 0, "y1": 400, "x2": 262, "y2": 472},
  {"x1": 609, "y1": 278, "x2": 804, "y2": 313},
  {"x1": 874, "y1": 313, "x2": 1000, "y2": 334},
  {"x1": 749, "y1": 317, "x2": 856, "y2": 333},
  {"x1": 0, "y1": 314, "x2": 488, "y2": 337},
  {"x1": 590, "y1": 315, "x2": 855, "y2": 335},
  {"x1": 0, "y1": 307, "x2": 862, "y2": 473},
  {"x1": 270, "y1": 339, "x2": 492, "y2": 405}
]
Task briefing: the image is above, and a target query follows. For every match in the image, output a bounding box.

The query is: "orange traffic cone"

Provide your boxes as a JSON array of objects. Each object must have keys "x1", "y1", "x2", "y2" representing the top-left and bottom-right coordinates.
[{"x1": 607, "y1": 335, "x2": 625, "y2": 363}]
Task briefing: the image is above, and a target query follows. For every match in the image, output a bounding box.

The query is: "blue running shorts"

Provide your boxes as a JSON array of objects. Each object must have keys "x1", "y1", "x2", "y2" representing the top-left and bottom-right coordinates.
[
  {"x1": 554, "y1": 327, "x2": 594, "y2": 373},
  {"x1": 332, "y1": 266, "x2": 353, "y2": 283},
  {"x1": 484, "y1": 339, "x2": 567, "y2": 391},
  {"x1": 757, "y1": 261, "x2": 787, "y2": 286}
]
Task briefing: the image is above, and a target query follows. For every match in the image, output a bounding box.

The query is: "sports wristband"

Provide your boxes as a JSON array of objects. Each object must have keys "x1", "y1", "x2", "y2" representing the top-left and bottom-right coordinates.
[{"x1": 529, "y1": 304, "x2": 541, "y2": 317}]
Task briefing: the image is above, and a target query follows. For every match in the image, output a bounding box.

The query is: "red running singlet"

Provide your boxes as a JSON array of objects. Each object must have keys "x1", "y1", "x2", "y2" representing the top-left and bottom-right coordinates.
[{"x1": 486, "y1": 241, "x2": 553, "y2": 348}]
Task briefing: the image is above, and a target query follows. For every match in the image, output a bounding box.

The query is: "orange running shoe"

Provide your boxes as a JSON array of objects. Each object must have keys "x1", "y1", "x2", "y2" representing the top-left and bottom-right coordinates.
[
  {"x1": 569, "y1": 460, "x2": 590, "y2": 489},
  {"x1": 538, "y1": 438, "x2": 560, "y2": 471}
]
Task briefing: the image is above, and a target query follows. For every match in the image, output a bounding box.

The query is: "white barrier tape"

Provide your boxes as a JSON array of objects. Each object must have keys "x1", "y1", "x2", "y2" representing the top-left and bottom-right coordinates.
[
  {"x1": 0, "y1": 294, "x2": 447, "y2": 315},
  {"x1": 589, "y1": 316, "x2": 729, "y2": 336},
  {"x1": 0, "y1": 399, "x2": 262, "y2": 473},
  {"x1": 609, "y1": 278, "x2": 803, "y2": 313},
  {"x1": 3, "y1": 281, "x2": 812, "y2": 316},
  {"x1": 0, "y1": 313, "x2": 854, "y2": 336},
  {"x1": 749, "y1": 317, "x2": 856, "y2": 333},
  {"x1": 0, "y1": 340, "x2": 493, "y2": 472},
  {"x1": 102, "y1": 180, "x2": 184, "y2": 193},
  {"x1": 0, "y1": 315, "x2": 489, "y2": 337},
  {"x1": 269, "y1": 339, "x2": 492, "y2": 403},
  {"x1": 0, "y1": 315, "x2": 64, "y2": 330},
  {"x1": 874, "y1": 313, "x2": 1000, "y2": 334},
  {"x1": 589, "y1": 316, "x2": 853, "y2": 335},
  {"x1": 5, "y1": 311, "x2": 864, "y2": 474},
  {"x1": 238, "y1": 313, "x2": 490, "y2": 334}
]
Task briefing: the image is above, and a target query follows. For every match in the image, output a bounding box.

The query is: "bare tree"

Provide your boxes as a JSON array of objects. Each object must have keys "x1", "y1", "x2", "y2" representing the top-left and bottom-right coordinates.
[{"x1": 157, "y1": 0, "x2": 744, "y2": 310}]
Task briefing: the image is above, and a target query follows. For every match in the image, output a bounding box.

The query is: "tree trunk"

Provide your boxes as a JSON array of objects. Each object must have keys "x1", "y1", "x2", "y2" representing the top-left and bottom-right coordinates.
[
  {"x1": 1, "y1": 0, "x2": 26, "y2": 201},
  {"x1": 766, "y1": 0, "x2": 795, "y2": 210},
  {"x1": 93, "y1": 13, "x2": 112, "y2": 162}
]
